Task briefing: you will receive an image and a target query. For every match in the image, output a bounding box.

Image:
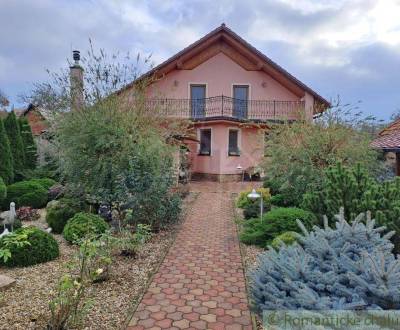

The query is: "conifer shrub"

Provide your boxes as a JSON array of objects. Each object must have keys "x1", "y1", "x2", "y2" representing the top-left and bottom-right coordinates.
[
  {"x1": 63, "y1": 212, "x2": 109, "y2": 244},
  {"x1": 4, "y1": 111, "x2": 25, "y2": 176},
  {"x1": 249, "y1": 210, "x2": 400, "y2": 313},
  {"x1": 0, "y1": 226, "x2": 59, "y2": 267},
  {"x1": 270, "y1": 231, "x2": 299, "y2": 249},
  {"x1": 4, "y1": 180, "x2": 48, "y2": 208},
  {"x1": 46, "y1": 198, "x2": 80, "y2": 234},
  {"x1": 240, "y1": 207, "x2": 316, "y2": 247},
  {"x1": 0, "y1": 177, "x2": 6, "y2": 206},
  {"x1": 302, "y1": 162, "x2": 400, "y2": 252},
  {"x1": 19, "y1": 118, "x2": 37, "y2": 169},
  {"x1": 0, "y1": 118, "x2": 14, "y2": 184},
  {"x1": 236, "y1": 188, "x2": 271, "y2": 209}
]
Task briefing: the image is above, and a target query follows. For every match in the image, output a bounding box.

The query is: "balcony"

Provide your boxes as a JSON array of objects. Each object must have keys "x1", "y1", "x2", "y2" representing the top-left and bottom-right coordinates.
[{"x1": 145, "y1": 96, "x2": 305, "y2": 122}]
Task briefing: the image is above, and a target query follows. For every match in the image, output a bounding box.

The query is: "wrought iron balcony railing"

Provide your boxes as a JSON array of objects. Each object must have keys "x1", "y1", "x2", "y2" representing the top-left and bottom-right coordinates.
[{"x1": 144, "y1": 96, "x2": 305, "y2": 121}]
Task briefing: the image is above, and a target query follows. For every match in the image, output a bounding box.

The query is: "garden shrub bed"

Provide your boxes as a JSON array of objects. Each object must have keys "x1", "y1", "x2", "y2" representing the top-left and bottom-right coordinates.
[{"x1": 0, "y1": 191, "x2": 195, "y2": 329}]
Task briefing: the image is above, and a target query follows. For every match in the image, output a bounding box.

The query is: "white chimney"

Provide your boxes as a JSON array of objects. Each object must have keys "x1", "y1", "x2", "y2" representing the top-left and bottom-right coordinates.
[{"x1": 70, "y1": 50, "x2": 84, "y2": 111}]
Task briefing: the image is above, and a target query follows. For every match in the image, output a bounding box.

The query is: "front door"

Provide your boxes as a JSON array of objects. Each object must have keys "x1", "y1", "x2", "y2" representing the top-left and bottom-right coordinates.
[
  {"x1": 190, "y1": 84, "x2": 206, "y2": 119},
  {"x1": 233, "y1": 85, "x2": 248, "y2": 119}
]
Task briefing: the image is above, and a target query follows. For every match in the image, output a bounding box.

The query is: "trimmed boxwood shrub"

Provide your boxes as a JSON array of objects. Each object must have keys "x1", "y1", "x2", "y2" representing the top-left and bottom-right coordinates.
[
  {"x1": 46, "y1": 198, "x2": 80, "y2": 234},
  {"x1": 30, "y1": 178, "x2": 57, "y2": 190},
  {"x1": 270, "y1": 231, "x2": 299, "y2": 249},
  {"x1": 240, "y1": 207, "x2": 317, "y2": 247},
  {"x1": 4, "y1": 180, "x2": 48, "y2": 208},
  {"x1": 0, "y1": 177, "x2": 6, "y2": 206},
  {"x1": 0, "y1": 226, "x2": 59, "y2": 267},
  {"x1": 63, "y1": 212, "x2": 109, "y2": 244}
]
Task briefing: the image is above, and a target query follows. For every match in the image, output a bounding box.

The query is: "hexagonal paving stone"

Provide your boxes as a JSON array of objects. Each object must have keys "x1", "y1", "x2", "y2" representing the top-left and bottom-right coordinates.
[{"x1": 128, "y1": 185, "x2": 252, "y2": 329}]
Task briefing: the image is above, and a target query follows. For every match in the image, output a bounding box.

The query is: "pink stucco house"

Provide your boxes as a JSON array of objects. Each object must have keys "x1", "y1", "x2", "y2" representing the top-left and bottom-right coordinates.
[{"x1": 124, "y1": 24, "x2": 330, "y2": 181}]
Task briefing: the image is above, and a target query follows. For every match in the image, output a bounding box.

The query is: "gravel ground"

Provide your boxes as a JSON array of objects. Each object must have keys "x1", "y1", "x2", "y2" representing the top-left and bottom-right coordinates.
[{"x1": 0, "y1": 193, "x2": 197, "y2": 330}]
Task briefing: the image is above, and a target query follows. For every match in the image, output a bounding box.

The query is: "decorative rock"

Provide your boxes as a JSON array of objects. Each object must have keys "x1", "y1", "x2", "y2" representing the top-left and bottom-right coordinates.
[{"x1": 0, "y1": 275, "x2": 16, "y2": 291}]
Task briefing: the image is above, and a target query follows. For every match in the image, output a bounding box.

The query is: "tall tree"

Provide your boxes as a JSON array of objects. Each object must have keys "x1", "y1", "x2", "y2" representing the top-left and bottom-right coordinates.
[
  {"x1": 19, "y1": 118, "x2": 37, "y2": 169},
  {"x1": 0, "y1": 118, "x2": 14, "y2": 184},
  {"x1": 4, "y1": 111, "x2": 25, "y2": 176}
]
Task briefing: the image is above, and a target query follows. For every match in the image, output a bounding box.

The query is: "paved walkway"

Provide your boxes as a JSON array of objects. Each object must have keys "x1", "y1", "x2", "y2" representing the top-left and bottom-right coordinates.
[{"x1": 127, "y1": 182, "x2": 253, "y2": 330}]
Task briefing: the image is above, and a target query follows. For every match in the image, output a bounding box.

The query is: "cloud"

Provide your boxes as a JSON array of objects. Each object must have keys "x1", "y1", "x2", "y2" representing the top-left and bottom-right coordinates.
[{"x1": 0, "y1": 0, "x2": 399, "y2": 119}]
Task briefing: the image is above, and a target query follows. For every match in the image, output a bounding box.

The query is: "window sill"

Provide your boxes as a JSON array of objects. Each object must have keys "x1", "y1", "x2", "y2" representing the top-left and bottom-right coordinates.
[{"x1": 198, "y1": 153, "x2": 211, "y2": 156}]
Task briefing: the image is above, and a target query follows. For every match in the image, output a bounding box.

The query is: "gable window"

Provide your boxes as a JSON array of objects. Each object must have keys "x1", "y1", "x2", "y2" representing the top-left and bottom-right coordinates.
[
  {"x1": 228, "y1": 129, "x2": 240, "y2": 156},
  {"x1": 199, "y1": 129, "x2": 211, "y2": 155}
]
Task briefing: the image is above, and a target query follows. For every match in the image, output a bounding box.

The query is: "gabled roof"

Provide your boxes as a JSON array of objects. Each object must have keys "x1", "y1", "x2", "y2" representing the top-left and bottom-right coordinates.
[
  {"x1": 371, "y1": 118, "x2": 400, "y2": 151},
  {"x1": 120, "y1": 24, "x2": 330, "y2": 112}
]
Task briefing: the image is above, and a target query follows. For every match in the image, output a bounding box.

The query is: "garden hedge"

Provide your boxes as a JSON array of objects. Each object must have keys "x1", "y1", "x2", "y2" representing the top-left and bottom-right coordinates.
[
  {"x1": 0, "y1": 226, "x2": 59, "y2": 267},
  {"x1": 63, "y1": 212, "x2": 109, "y2": 244}
]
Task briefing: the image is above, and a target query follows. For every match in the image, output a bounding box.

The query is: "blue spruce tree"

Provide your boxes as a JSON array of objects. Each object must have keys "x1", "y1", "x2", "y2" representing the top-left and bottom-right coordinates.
[{"x1": 249, "y1": 209, "x2": 400, "y2": 314}]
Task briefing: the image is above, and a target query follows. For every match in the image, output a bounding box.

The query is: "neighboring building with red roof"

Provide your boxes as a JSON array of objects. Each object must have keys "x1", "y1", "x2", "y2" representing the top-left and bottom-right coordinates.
[
  {"x1": 0, "y1": 104, "x2": 49, "y2": 136},
  {"x1": 371, "y1": 118, "x2": 400, "y2": 175}
]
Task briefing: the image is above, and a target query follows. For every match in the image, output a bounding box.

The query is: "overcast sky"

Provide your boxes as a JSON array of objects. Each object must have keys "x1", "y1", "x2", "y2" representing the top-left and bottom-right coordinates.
[{"x1": 1, "y1": 0, "x2": 399, "y2": 120}]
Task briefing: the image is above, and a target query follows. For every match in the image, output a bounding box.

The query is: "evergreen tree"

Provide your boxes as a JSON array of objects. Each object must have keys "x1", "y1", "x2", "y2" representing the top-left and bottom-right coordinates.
[
  {"x1": 4, "y1": 111, "x2": 25, "y2": 176},
  {"x1": 19, "y1": 118, "x2": 37, "y2": 169},
  {"x1": 302, "y1": 163, "x2": 380, "y2": 221},
  {"x1": 0, "y1": 118, "x2": 14, "y2": 184},
  {"x1": 250, "y1": 209, "x2": 400, "y2": 313}
]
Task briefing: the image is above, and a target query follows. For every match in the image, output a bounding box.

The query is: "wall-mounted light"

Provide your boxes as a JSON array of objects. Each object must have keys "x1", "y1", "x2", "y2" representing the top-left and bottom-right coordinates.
[
  {"x1": 261, "y1": 81, "x2": 267, "y2": 88},
  {"x1": 174, "y1": 80, "x2": 179, "y2": 87}
]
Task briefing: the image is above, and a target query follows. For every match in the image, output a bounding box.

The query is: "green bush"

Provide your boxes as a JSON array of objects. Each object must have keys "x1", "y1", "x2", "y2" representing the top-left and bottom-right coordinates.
[
  {"x1": 243, "y1": 201, "x2": 271, "y2": 220},
  {"x1": 4, "y1": 180, "x2": 48, "y2": 208},
  {"x1": 30, "y1": 178, "x2": 57, "y2": 190},
  {"x1": 240, "y1": 207, "x2": 317, "y2": 247},
  {"x1": 46, "y1": 198, "x2": 80, "y2": 234},
  {"x1": 0, "y1": 226, "x2": 59, "y2": 267},
  {"x1": 269, "y1": 194, "x2": 286, "y2": 207},
  {"x1": 19, "y1": 117, "x2": 37, "y2": 169},
  {"x1": 63, "y1": 212, "x2": 109, "y2": 244},
  {"x1": 236, "y1": 188, "x2": 271, "y2": 209},
  {"x1": 270, "y1": 231, "x2": 299, "y2": 249},
  {"x1": 0, "y1": 177, "x2": 6, "y2": 206},
  {"x1": 4, "y1": 111, "x2": 25, "y2": 177},
  {"x1": 0, "y1": 118, "x2": 13, "y2": 184}
]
